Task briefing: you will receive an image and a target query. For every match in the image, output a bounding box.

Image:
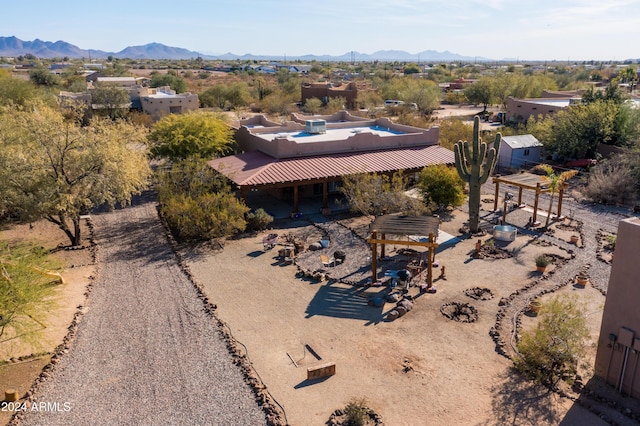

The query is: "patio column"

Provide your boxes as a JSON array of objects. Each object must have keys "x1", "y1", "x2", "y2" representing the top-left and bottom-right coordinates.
[
  {"x1": 322, "y1": 181, "x2": 329, "y2": 209},
  {"x1": 293, "y1": 184, "x2": 299, "y2": 212},
  {"x1": 381, "y1": 233, "x2": 386, "y2": 259},
  {"x1": 239, "y1": 187, "x2": 247, "y2": 202}
]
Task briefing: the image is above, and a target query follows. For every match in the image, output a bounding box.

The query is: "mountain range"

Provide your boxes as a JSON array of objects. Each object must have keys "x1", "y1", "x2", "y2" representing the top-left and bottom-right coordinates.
[{"x1": 0, "y1": 36, "x2": 488, "y2": 62}]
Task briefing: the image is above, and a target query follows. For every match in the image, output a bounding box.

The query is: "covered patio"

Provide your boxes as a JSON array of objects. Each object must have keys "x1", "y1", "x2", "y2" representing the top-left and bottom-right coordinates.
[{"x1": 209, "y1": 145, "x2": 455, "y2": 215}]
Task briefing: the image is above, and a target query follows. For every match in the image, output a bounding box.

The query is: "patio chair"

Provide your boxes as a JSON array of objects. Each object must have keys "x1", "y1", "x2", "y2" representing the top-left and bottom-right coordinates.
[{"x1": 320, "y1": 254, "x2": 335, "y2": 267}]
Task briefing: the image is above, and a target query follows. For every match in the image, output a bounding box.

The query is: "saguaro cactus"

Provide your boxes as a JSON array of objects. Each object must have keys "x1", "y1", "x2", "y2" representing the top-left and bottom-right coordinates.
[{"x1": 454, "y1": 115, "x2": 501, "y2": 233}]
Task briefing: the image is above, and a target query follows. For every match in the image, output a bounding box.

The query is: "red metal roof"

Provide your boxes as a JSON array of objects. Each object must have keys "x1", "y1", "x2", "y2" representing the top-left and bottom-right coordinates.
[{"x1": 208, "y1": 145, "x2": 455, "y2": 187}]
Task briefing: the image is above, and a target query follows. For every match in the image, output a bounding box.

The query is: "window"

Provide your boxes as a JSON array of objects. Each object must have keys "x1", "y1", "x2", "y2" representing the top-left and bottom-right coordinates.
[{"x1": 524, "y1": 149, "x2": 530, "y2": 156}]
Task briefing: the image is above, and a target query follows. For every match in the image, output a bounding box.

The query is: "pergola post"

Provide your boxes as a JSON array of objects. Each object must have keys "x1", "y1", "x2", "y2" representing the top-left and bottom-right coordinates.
[
  {"x1": 493, "y1": 180, "x2": 500, "y2": 212},
  {"x1": 381, "y1": 233, "x2": 386, "y2": 260},
  {"x1": 427, "y1": 233, "x2": 435, "y2": 287},
  {"x1": 517, "y1": 187, "x2": 523, "y2": 206},
  {"x1": 533, "y1": 182, "x2": 540, "y2": 224},
  {"x1": 293, "y1": 184, "x2": 299, "y2": 212},
  {"x1": 371, "y1": 230, "x2": 378, "y2": 284}
]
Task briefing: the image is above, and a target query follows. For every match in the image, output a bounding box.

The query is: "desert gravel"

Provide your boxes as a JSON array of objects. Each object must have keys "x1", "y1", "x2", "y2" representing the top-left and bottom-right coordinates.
[{"x1": 17, "y1": 197, "x2": 266, "y2": 426}]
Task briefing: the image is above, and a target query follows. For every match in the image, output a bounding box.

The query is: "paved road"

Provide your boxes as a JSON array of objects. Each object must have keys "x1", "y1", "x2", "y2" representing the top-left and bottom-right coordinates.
[{"x1": 14, "y1": 197, "x2": 266, "y2": 426}]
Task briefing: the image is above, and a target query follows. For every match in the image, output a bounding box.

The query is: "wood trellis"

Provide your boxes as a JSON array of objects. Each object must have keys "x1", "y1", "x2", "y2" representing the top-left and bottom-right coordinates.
[{"x1": 366, "y1": 215, "x2": 440, "y2": 287}]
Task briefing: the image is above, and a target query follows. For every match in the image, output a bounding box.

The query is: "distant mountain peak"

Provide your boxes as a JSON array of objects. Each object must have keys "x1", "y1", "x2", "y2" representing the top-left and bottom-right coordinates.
[{"x1": 0, "y1": 35, "x2": 490, "y2": 61}]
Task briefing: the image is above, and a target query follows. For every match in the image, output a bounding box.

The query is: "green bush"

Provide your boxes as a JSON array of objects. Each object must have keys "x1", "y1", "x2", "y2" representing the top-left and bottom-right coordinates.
[
  {"x1": 246, "y1": 208, "x2": 274, "y2": 231},
  {"x1": 515, "y1": 295, "x2": 589, "y2": 387}
]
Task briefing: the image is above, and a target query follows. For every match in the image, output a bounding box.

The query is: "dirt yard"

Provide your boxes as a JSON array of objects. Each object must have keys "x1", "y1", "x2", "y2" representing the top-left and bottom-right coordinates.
[
  {"x1": 0, "y1": 203, "x2": 633, "y2": 425},
  {"x1": 183, "y1": 209, "x2": 613, "y2": 426}
]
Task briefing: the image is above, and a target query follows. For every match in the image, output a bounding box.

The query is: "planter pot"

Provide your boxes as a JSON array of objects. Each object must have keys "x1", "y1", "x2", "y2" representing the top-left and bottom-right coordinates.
[
  {"x1": 576, "y1": 277, "x2": 588, "y2": 287},
  {"x1": 536, "y1": 265, "x2": 547, "y2": 273},
  {"x1": 570, "y1": 235, "x2": 579, "y2": 244},
  {"x1": 529, "y1": 302, "x2": 542, "y2": 315}
]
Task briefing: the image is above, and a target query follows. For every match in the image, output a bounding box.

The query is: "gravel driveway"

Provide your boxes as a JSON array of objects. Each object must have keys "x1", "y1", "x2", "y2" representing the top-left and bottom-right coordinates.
[{"x1": 15, "y1": 196, "x2": 266, "y2": 426}]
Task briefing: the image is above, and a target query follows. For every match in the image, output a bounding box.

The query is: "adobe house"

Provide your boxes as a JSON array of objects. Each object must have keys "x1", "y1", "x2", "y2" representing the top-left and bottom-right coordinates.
[
  {"x1": 300, "y1": 81, "x2": 371, "y2": 110},
  {"x1": 210, "y1": 111, "x2": 454, "y2": 214},
  {"x1": 595, "y1": 217, "x2": 640, "y2": 398}
]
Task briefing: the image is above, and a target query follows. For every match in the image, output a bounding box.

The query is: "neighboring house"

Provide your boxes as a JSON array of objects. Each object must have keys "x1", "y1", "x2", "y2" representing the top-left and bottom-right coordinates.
[
  {"x1": 595, "y1": 217, "x2": 640, "y2": 399},
  {"x1": 210, "y1": 111, "x2": 453, "y2": 213},
  {"x1": 138, "y1": 86, "x2": 199, "y2": 121},
  {"x1": 506, "y1": 90, "x2": 587, "y2": 123},
  {"x1": 301, "y1": 81, "x2": 371, "y2": 109},
  {"x1": 495, "y1": 134, "x2": 543, "y2": 170}
]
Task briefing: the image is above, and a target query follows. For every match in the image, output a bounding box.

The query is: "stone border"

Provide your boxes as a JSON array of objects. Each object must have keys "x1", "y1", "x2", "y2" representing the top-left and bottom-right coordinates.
[{"x1": 158, "y1": 207, "x2": 288, "y2": 426}]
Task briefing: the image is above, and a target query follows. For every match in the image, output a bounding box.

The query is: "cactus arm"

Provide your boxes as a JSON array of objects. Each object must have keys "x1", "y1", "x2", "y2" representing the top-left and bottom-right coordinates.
[
  {"x1": 479, "y1": 148, "x2": 496, "y2": 184},
  {"x1": 472, "y1": 116, "x2": 480, "y2": 163},
  {"x1": 454, "y1": 142, "x2": 470, "y2": 181},
  {"x1": 462, "y1": 140, "x2": 472, "y2": 167}
]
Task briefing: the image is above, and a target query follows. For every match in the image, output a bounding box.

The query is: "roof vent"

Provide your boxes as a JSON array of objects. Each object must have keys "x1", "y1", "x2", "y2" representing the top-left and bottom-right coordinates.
[{"x1": 305, "y1": 119, "x2": 326, "y2": 134}]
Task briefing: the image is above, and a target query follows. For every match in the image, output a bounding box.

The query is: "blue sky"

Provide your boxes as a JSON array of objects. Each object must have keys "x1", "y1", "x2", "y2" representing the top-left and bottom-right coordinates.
[{"x1": 4, "y1": 0, "x2": 639, "y2": 61}]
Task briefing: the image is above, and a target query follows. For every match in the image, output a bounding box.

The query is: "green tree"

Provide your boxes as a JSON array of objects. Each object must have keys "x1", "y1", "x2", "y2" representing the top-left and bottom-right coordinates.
[
  {"x1": 534, "y1": 165, "x2": 578, "y2": 228},
  {"x1": 90, "y1": 81, "x2": 131, "y2": 120},
  {"x1": 418, "y1": 165, "x2": 466, "y2": 211},
  {"x1": 0, "y1": 70, "x2": 41, "y2": 107},
  {"x1": 0, "y1": 241, "x2": 60, "y2": 340},
  {"x1": 150, "y1": 73, "x2": 187, "y2": 93},
  {"x1": 0, "y1": 104, "x2": 151, "y2": 246},
  {"x1": 29, "y1": 67, "x2": 61, "y2": 87},
  {"x1": 438, "y1": 118, "x2": 473, "y2": 150},
  {"x1": 515, "y1": 295, "x2": 589, "y2": 387},
  {"x1": 156, "y1": 158, "x2": 248, "y2": 241},
  {"x1": 546, "y1": 101, "x2": 619, "y2": 159},
  {"x1": 200, "y1": 85, "x2": 228, "y2": 109},
  {"x1": 464, "y1": 78, "x2": 494, "y2": 112},
  {"x1": 148, "y1": 112, "x2": 235, "y2": 161}
]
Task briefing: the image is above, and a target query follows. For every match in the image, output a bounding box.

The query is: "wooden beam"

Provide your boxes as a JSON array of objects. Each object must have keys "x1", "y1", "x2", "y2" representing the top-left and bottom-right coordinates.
[
  {"x1": 493, "y1": 180, "x2": 500, "y2": 212},
  {"x1": 533, "y1": 182, "x2": 540, "y2": 223},
  {"x1": 371, "y1": 230, "x2": 378, "y2": 284},
  {"x1": 366, "y1": 238, "x2": 438, "y2": 248}
]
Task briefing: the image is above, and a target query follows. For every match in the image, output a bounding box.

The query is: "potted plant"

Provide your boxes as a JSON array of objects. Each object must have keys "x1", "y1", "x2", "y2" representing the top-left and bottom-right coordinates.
[
  {"x1": 570, "y1": 235, "x2": 579, "y2": 244},
  {"x1": 576, "y1": 272, "x2": 589, "y2": 287},
  {"x1": 529, "y1": 298, "x2": 542, "y2": 315},
  {"x1": 535, "y1": 254, "x2": 549, "y2": 272}
]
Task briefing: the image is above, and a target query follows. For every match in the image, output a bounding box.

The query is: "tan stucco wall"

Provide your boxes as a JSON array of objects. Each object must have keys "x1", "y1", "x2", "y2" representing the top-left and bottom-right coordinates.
[
  {"x1": 235, "y1": 114, "x2": 440, "y2": 158},
  {"x1": 595, "y1": 217, "x2": 640, "y2": 397}
]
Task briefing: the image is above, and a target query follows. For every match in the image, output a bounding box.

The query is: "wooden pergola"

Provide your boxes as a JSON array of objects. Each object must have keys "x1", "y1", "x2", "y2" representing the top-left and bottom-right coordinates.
[
  {"x1": 492, "y1": 172, "x2": 568, "y2": 224},
  {"x1": 366, "y1": 215, "x2": 440, "y2": 288}
]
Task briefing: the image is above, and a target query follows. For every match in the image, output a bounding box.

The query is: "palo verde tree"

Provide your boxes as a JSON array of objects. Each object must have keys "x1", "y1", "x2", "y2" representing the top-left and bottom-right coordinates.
[
  {"x1": 0, "y1": 241, "x2": 61, "y2": 340},
  {"x1": 0, "y1": 103, "x2": 151, "y2": 246},
  {"x1": 454, "y1": 116, "x2": 501, "y2": 233},
  {"x1": 148, "y1": 111, "x2": 235, "y2": 162}
]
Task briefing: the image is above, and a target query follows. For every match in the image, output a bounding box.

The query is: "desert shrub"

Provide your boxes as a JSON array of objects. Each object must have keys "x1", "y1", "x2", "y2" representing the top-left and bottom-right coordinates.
[
  {"x1": 245, "y1": 208, "x2": 274, "y2": 232},
  {"x1": 344, "y1": 398, "x2": 368, "y2": 426},
  {"x1": 583, "y1": 159, "x2": 636, "y2": 205},
  {"x1": 515, "y1": 295, "x2": 589, "y2": 387},
  {"x1": 156, "y1": 158, "x2": 249, "y2": 242}
]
